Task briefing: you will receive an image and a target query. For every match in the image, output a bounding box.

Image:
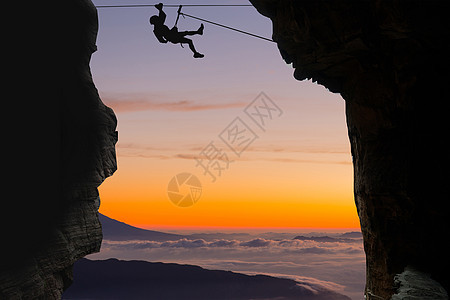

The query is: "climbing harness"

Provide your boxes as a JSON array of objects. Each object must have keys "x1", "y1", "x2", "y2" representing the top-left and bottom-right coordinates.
[
  {"x1": 173, "y1": 5, "x2": 185, "y2": 48},
  {"x1": 95, "y1": 3, "x2": 275, "y2": 43}
]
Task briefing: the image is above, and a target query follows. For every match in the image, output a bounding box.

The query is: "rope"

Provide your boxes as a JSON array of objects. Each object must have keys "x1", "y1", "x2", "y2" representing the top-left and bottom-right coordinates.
[
  {"x1": 174, "y1": 5, "x2": 182, "y2": 27},
  {"x1": 180, "y1": 12, "x2": 274, "y2": 43},
  {"x1": 366, "y1": 290, "x2": 386, "y2": 300},
  {"x1": 94, "y1": 3, "x2": 274, "y2": 43},
  {"x1": 96, "y1": 4, "x2": 253, "y2": 8}
]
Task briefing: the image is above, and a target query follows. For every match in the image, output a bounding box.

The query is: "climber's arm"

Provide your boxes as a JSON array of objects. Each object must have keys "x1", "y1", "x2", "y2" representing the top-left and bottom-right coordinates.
[
  {"x1": 154, "y1": 30, "x2": 168, "y2": 43},
  {"x1": 159, "y1": 11, "x2": 166, "y2": 24},
  {"x1": 156, "y1": 4, "x2": 166, "y2": 24}
]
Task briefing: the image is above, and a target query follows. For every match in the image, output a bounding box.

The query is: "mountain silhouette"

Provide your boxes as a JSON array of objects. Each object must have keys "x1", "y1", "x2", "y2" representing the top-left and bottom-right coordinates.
[
  {"x1": 63, "y1": 258, "x2": 351, "y2": 300},
  {"x1": 99, "y1": 213, "x2": 185, "y2": 241},
  {"x1": 293, "y1": 235, "x2": 361, "y2": 243},
  {"x1": 338, "y1": 232, "x2": 362, "y2": 239},
  {"x1": 100, "y1": 213, "x2": 363, "y2": 243}
]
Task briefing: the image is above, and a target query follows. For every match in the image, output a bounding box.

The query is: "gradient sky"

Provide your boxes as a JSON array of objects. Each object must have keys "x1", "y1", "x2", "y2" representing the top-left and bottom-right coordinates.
[{"x1": 92, "y1": 0, "x2": 359, "y2": 229}]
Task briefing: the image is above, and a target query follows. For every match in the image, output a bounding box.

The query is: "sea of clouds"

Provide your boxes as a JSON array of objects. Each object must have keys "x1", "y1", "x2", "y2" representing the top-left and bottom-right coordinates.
[{"x1": 88, "y1": 234, "x2": 365, "y2": 300}]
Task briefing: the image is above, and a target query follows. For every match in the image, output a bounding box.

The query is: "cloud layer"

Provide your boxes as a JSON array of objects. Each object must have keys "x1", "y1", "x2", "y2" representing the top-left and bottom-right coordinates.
[
  {"x1": 102, "y1": 237, "x2": 362, "y2": 253},
  {"x1": 103, "y1": 96, "x2": 246, "y2": 113},
  {"x1": 89, "y1": 234, "x2": 365, "y2": 300}
]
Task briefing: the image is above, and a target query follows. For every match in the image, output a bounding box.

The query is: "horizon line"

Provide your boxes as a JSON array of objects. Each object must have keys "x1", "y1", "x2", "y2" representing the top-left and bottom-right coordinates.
[{"x1": 136, "y1": 224, "x2": 361, "y2": 232}]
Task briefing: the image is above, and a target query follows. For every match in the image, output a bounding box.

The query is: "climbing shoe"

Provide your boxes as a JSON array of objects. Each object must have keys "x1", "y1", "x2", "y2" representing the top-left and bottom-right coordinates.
[{"x1": 198, "y1": 24, "x2": 204, "y2": 35}]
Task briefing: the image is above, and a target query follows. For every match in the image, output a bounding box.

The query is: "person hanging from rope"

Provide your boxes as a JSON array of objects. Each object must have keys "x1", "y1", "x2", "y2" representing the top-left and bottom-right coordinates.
[{"x1": 150, "y1": 3, "x2": 205, "y2": 58}]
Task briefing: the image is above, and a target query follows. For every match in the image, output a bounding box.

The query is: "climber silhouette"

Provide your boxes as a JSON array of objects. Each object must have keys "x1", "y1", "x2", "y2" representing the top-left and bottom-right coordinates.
[{"x1": 150, "y1": 3, "x2": 204, "y2": 58}]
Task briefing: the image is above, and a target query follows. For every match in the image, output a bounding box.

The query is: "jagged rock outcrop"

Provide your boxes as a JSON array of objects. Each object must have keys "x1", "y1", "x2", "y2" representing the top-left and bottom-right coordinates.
[
  {"x1": 391, "y1": 266, "x2": 448, "y2": 300},
  {"x1": 2, "y1": 0, "x2": 448, "y2": 298},
  {"x1": 0, "y1": 0, "x2": 117, "y2": 298},
  {"x1": 250, "y1": 0, "x2": 449, "y2": 299}
]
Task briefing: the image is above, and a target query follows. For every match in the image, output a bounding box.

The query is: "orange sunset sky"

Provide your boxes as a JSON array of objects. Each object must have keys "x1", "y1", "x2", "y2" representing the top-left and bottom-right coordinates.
[{"x1": 93, "y1": 0, "x2": 360, "y2": 230}]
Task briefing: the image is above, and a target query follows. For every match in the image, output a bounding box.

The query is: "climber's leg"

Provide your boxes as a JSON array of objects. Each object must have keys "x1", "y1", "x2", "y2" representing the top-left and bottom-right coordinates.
[
  {"x1": 179, "y1": 37, "x2": 203, "y2": 58},
  {"x1": 180, "y1": 24, "x2": 204, "y2": 36}
]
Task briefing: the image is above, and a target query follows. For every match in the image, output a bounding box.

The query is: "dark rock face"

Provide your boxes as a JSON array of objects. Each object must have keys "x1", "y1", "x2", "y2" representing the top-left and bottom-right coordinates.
[
  {"x1": 250, "y1": 0, "x2": 449, "y2": 299},
  {"x1": 0, "y1": 0, "x2": 117, "y2": 298},
  {"x1": 2, "y1": 0, "x2": 448, "y2": 298}
]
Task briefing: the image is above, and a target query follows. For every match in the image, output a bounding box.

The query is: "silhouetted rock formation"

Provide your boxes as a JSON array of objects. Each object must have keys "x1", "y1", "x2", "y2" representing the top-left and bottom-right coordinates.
[
  {"x1": 391, "y1": 266, "x2": 448, "y2": 300},
  {"x1": 250, "y1": 0, "x2": 449, "y2": 298},
  {"x1": 63, "y1": 258, "x2": 351, "y2": 300},
  {"x1": 0, "y1": 0, "x2": 117, "y2": 298},
  {"x1": 3, "y1": 0, "x2": 449, "y2": 298}
]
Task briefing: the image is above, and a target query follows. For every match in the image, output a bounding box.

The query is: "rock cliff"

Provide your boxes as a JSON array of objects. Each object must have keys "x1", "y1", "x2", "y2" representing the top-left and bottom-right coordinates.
[
  {"x1": 250, "y1": 0, "x2": 449, "y2": 299},
  {"x1": 0, "y1": 0, "x2": 117, "y2": 298},
  {"x1": 2, "y1": 0, "x2": 449, "y2": 299}
]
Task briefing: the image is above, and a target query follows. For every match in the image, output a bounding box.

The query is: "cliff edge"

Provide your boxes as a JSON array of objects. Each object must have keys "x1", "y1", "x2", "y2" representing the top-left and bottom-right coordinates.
[
  {"x1": 0, "y1": 0, "x2": 117, "y2": 298},
  {"x1": 250, "y1": 0, "x2": 449, "y2": 298}
]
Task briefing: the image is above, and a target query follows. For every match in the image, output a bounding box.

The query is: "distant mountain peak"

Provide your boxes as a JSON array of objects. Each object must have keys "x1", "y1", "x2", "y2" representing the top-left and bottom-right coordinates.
[
  {"x1": 98, "y1": 213, "x2": 185, "y2": 241},
  {"x1": 293, "y1": 234, "x2": 362, "y2": 243}
]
